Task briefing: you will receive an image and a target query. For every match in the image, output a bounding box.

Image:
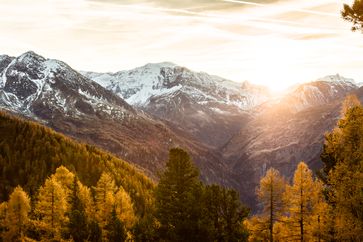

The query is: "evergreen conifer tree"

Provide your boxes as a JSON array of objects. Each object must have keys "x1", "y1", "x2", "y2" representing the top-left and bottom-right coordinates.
[
  {"x1": 203, "y1": 184, "x2": 249, "y2": 242},
  {"x1": 68, "y1": 177, "x2": 89, "y2": 242},
  {"x1": 105, "y1": 207, "x2": 127, "y2": 242},
  {"x1": 155, "y1": 148, "x2": 204, "y2": 241}
]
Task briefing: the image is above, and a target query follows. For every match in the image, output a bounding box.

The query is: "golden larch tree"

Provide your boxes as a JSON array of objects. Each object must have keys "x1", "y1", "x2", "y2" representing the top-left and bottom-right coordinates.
[
  {"x1": 320, "y1": 100, "x2": 363, "y2": 240},
  {"x1": 284, "y1": 162, "x2": 322, "y2": 241},
  {"x1": 51, "y1": 165, "x2": 75, "y2": 196},
  {"x1": 35, "y1": 176, "x2": 68, "y2": 239},
  {"x1": 4, "y1": 186, "x2": 31, "y2": 241},
  {"x1": 114, "y1": 186, "x2": 136, "y2": 230},
  {"x1": 247, "y1": 168, "x2": 286, "y2": 242},
  {"x1": 94, "y1": 172, "x2": 117, "y2": 236}
]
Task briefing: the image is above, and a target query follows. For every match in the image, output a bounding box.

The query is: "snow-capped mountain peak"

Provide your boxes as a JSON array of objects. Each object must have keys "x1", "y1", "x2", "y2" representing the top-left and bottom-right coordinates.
[
  {"x1": 0, "y1": 51, "x2": 134, "y2": 120},
  {"x1": 83, "y1": 63, "x2": 271, "y2": 110},
  {"x1": 317, "y1": 74, "x2": 356, "y2": 87},
  {"x1": 279, "y1": 74, "x2": 359, "y2": 112},
  {"x1": 17, "y1": 50, "x2": 44, "y2": 62}
]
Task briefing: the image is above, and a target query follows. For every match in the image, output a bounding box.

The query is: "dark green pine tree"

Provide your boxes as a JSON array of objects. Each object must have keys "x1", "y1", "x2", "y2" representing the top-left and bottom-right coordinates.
[
  {"x1": 88, "y1": 220, "x2": 102, "y2": 242},
  {"x1": 203, "y1": 185, "x2": 249, "y2": 242},
  {"x1": 68, "y1": 177, "x2": 89, "y2": 242},
  {"x1": 132, "y1": 213, "x2": 159, "y2": 242},
  {"x1": 105, "y1": 207, "x2": 127, "y2": 242},
  {"x1": 155, "y1": 148, "x2": 205, "y2": 242}
]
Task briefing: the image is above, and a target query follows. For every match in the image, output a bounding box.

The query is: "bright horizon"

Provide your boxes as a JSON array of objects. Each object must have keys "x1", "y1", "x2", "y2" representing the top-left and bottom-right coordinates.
[{"x1": 1, "y1": 0, "x2": 362, "y2": 91}]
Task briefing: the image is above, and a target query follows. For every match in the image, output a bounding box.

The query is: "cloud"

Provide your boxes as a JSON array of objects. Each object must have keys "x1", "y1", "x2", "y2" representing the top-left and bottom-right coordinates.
[
  {"x1": 291, "y1": 33, "x2": 338, "y2": 40},
  {"x1": 87, "y1": 0, "x2": 281, "y2": 12}
]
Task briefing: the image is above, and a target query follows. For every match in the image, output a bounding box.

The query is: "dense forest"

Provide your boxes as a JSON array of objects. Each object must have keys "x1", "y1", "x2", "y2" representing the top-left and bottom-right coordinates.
[
  {"x1": 0, "y1": 111, "x2": 154, "y2": 216},
  {"x1": 0, "y1": 95, "x2": 362, "y2": 241},
  {"x1": 0, "y1": 112, "x2": 249, "y2": 241}
]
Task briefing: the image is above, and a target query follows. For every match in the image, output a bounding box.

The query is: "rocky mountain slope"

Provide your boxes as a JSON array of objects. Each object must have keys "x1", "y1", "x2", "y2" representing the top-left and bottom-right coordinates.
[
  {"x1": 0, "y1": 52, "x2": 134, "y2": 120},
  {"x1": 82, "y1": 64, "x2": 270, "y2": 148},
  {"x1": 1, "y1": 51, "x2": 360, "y2": 208},
  {"x1": 0, "y1": 52, "x2": 236, "y2": 189},
  {"x1": 86, "y1": 66, "x2": 361, "y2": 206},
  {"x1": 280, "y1": 74, "x2": 358, "y2": 112},
  {"x1": 221, "y1": 75, "x2": 360, "y2": 203}
]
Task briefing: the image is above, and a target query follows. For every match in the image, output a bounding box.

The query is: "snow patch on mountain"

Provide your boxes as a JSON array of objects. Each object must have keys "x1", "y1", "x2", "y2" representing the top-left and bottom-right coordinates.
[
  {"x1": 82, "y1": 63, "x2": 271, "y2": 111},
  {"x1": 0, "y1": 51, "x2": 135, "y2": 121},
  {"x1": 318, "y1": 74, "x2": 356, "y2": 86},
  {"x1": 281, "y1": 74, "x2": 358, "y2": 112}
]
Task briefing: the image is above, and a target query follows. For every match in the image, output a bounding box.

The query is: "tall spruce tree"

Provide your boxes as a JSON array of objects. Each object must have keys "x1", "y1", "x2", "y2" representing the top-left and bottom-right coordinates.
[
  {"x1": 105, "y1": 207, "x2": 127, "y2": 242},
  {"x1": 68, "y1": 176, "x2": 89, "y2": 242},
  {"x1": 88, "y1": 220, "x2": 102, "y2": 242},
  {"x1": 131, "y1": 213, "x2": 159, "y2": 242},
  {"x1": 203, "y1": 184, "x2": 249, "y2": 242},
  {"x1": 155, "y1": 148, "x2": 204, "y2": 242}
]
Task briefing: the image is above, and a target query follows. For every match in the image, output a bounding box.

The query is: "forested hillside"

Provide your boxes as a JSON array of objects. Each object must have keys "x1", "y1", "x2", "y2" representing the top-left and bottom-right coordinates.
[
  {"x1": 0, "y1": 111, "x2": 154, "y2": 216},
  {"x1": 1, "y1": 96, "x2": 362, "y2": 241},
  {"x1": 0, "y1": 111, "x2": 250, "y2": 241}
]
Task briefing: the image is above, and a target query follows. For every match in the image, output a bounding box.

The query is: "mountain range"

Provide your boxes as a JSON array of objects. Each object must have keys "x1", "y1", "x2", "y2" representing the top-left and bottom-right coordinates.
[{"x1": 1, "y1": 51, "x2": 362, "y2": 208}]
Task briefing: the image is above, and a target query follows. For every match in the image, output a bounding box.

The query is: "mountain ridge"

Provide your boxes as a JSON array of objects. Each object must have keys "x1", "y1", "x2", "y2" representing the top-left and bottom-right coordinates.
[
  {"x1": 0, "y1": 51, "x2": 240, "y2": 199},
  {"x1": 1, "y1": 50, "x2": 361, "y2": 209}
]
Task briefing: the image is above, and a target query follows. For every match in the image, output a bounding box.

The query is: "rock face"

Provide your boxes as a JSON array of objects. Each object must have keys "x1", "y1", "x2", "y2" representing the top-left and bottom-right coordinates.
[
  {"x1": 84, "y1": 65, "x2": 360, "y2": 207},
  {"x1": 0, "y1": 52, "x2": 235, "y2": 189},
  {"x1": 82, "y1": 64, "x2": 270, "y2": 148},
  {"x1": 0, "y1": 51, "x2": 134, "y2": 118},
  {"x1": 280, "y1": 75, "x2": 357, "y2": 112},
  {"x1": 1, "y1": 51, "x2": 360, "y2": 209},
  {"x1": 221, "y1": 75, "x2": 359, "y2": 205}
]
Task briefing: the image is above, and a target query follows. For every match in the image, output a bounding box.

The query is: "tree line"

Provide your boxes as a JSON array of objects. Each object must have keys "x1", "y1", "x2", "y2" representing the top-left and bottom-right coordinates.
[
  {"x1": 0, "y1": 94, "x2": 362, "y2": 241},
  {"x1": 0, "y1": 111, "x2": 154, "y2": 217},
  {"x1": 0, "y1": 166, "x2": 136, "y2": 241},
  {"x1": 0, "y1": 111, "x2": 249, "y2": 241},
  {"x1": 0, "y1": 150, "x2": 249, "y2": 241}
]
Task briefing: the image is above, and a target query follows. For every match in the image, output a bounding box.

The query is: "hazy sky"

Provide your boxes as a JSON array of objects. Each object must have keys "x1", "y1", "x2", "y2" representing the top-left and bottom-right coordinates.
[{"x1": 0, "y1": 0, "x2": 361, "y2": 90}]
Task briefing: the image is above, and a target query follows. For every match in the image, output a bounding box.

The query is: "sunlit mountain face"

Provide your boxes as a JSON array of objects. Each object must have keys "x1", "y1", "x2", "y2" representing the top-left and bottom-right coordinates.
[
  {"x1": 1, "y1": 0, "x2": 362, "y2": 91},
  {"x1": 1, "y1": 50, "x2": 362, "y2": 210}
]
